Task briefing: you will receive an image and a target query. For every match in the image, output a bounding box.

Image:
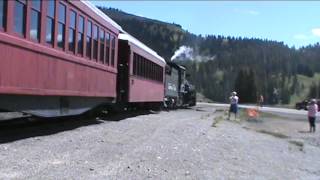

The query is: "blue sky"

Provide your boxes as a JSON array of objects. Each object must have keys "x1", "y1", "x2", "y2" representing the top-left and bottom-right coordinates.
[{"x1": 92, "y1": 1, "x2": 320, "y2": 48}]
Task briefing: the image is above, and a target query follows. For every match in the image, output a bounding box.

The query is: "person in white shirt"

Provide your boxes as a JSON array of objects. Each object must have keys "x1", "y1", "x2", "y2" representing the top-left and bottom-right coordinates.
[{"x1": 228, "y1": 91, "x2": 239, "y2": 120}]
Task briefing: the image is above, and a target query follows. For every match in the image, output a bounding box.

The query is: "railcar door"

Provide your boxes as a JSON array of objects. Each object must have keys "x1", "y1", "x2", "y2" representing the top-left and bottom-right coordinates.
[{"x1": 116, "y1": 40, "x2": 130, "y2": 103}]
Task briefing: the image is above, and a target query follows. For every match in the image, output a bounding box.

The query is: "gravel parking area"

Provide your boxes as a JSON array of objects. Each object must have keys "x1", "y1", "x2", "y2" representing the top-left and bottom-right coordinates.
[{"x1": 0, "y1": 104, "x2": 320, "y2": 179}]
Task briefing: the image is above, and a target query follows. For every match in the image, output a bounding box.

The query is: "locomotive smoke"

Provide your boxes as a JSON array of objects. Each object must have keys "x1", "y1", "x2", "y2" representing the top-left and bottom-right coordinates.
[
  {"x1": 170, "y1": 45, "x2": 216, "y2": 62},
  {"x1": 170, "y1": 46, "x2": 194, "y2": 61}
]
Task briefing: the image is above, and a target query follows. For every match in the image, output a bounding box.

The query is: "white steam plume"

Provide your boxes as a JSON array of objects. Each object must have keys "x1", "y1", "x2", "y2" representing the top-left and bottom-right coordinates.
[{"x1": 171, "y1": 46, "x2": 194, "y2": 61}]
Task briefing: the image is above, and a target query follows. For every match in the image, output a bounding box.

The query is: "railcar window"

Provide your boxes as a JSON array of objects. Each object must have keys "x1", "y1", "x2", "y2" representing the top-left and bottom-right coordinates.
[
  {"x1": 30, "y1": 0, "x2": 41, "y2": 42},
  {"x1": 46, "y1": 0, "x2": 55, "y2": 45},
  {"x1": 149, "y1": 62, "x2": 152, "y2": 79},
  {"x1": 47, "y1": 0, "x2": 55, "y2": 17},
  {"x1": 105, "y1": 32, "x2": 110, "y2": 65},
  {"x1": 151, "y1": 63, "x2": 154, "y2": 79},
  {"x1": 138, "y1": 56, "x2": 141, "y2": 76},
  {"x1": 86, "y1": 20, "x2": 92, "y2": 59},
  {"x1": 147, "y1": 59, "x2": 150, "y2": 78},
  {"x1": 111, "y1": 35, "x2": 115, "y2": 66},
  {"x1": 138, "y1": 56, "x2": 142, "y2": 76},
  {"x1": 159, "y1": 67, "x2": 162, "y2": 81},
  {"x1": 146, "y1": 59, "x2": 149, "y2": 78},
  {"x1": 0, "y1": 1, "x2": 3, "y2": 29},
  {"x1": 14, "y1": 0, "x2": 26, "y2": 36},
  {"x1": 77, "y1": 15, "x2": 84, "y2": 55},
  {"x1": 133, "y1": 53, "x2": 137, "y2": 75},
  {"x1": 149, "y1": 61, "x2": 152, "y2": 79},
  {"x1": 142, "y1": 58, "x2": 145, "y2": 78},
  {"x1": 0, "y1": 0, "x2": 7, "y2": 29},
  {"x1": 93, "y1": 25, "x2": 98, "y2": 60},
  {"x1": 99, "y1": 29, "x2": 105, "y2": 63},
  {"x1": 32, "y1": 0, "x2": 41, "y2": 10},
  {"x1": 151, "y1": 62, "x2": 154, "y2": 80},
  {"x1": 68, "y1": 10, "x2": 76, "y2": 53},
  {"x1": 144, "y1": 58, "x2": 148, "y2": 78},
  {"x1": 57, "y1": 3, "x2": 66, "y2": 49},
  {"x1": 146, "y1": 60, "x2": 150, "y2": 79},
  {"x1": 154, "y1": 64, "x2": 156, "y2": 80},
  {"x1": 156, "y1": 66, "x2": 159, "y2": 81},
  {"x1": 160, "y1": 67, "x2": 163, "y2": 82},
  {"x1": 132, "y1": 53, "x2": 163, "y2": 82},
  {"x1": 136, "y1": 54, "x2": 139, "y2": 75},
  {"x1": 145, "y1": 60, "x2": 148, "y2": 78},
  {"x1": 135, "y1": 55, "x2": 139, "y2": 76},
  {"x1": 155, "y1": 64, "x2": 158, "y2": 80},
  {"x1": 136, "y1": 55, "x2": 139, "y2": 75}
]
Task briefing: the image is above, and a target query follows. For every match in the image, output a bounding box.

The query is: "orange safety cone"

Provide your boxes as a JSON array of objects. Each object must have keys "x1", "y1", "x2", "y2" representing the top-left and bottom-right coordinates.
[{"x1": 246, "y1": 108, "x2": 259, "y2": 119}]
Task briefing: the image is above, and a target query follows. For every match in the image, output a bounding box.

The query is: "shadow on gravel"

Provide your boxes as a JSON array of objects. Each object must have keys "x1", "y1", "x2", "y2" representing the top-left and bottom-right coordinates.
[
  {"x1": 298, "y1": 130, "x2": 311, "y2": 134},
  {"x1": 0, "y1": 110, "x2": 152, "y2": 144},
  {"x1": 97, "y1": 110, "x2": 152, "y2": 121},
  {"x1": 256, "y1": 129, "x2": 289, "y2": 139}
]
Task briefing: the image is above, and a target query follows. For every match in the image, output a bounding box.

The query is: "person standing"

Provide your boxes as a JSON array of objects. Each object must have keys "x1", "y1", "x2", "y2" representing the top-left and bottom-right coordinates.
[
  {"x1": 307, "y1": 99, "x2": 318, "y2": 133},
  {"x1": 259, "y1": 94, "x2": 264, "y2": 107},
  {"x1": 228, "y1": 91, "x2": 239, "y2": 120}
]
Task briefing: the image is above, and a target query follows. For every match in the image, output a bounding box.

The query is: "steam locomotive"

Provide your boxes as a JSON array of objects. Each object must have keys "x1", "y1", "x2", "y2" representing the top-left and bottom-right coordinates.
[{"x1": 164, "y1": 62, "x2": 196, "y2": 109}]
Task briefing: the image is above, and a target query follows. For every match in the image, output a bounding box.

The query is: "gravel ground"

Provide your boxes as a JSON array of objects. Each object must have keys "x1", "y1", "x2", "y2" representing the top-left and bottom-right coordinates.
[{"x1": 0, "y1": 104, "x2": 320, "y2": 179}]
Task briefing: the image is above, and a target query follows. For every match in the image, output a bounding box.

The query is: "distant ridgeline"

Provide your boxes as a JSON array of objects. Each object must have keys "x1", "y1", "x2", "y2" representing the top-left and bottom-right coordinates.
[{"x1": 100, "y1": 7, "x2": 320, "y2": 104}]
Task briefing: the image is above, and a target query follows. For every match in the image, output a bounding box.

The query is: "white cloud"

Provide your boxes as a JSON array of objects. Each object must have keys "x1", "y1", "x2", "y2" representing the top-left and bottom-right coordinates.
[{"x1": 312, "y1": 28, "x2": 320, "y2": 37}]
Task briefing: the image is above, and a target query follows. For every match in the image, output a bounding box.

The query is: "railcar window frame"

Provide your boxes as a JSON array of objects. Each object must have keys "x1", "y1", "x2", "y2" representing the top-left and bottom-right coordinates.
[
  {"x1": 105, "y1": 32, "x2": 110, "y2": 65},
  {"x1": 149, "y1": 61, "x2": 152, "y2": 80},
  {"x1": 45, "y1": 0, "x2": 55, "y2": 46},
  {"x1": 92, "y1": 24, "x2": 98, "y2": 61},
  {"x1": 99, "y1": 28, "x2": 105, "y2": 64},
  {"x1": 86, "y1": 20, "x2": 92, "y2": 59},
  {"x1": 68, "y1": 9, "x2": 76, "y2": 53},
  {"x1": 14, "y1": 0, "x2": 27, "y2": 37},
  {"x1": 152, "y1": 63, "x2": 156, "y2": 80},
  {"x1": 132, "y1": 52, "x2": 163, "y2": 83},
  {"x1": 111, "y1": 35, "x2": 115, "y2": 67},
  {"x1": 142, "y1": 57, "x2": 146, "y2": 78},
  {"x1": 30, "y1": 0, "x2": 41, "y2": 42},
  {"x1": 152, "y1": 62, "x2": 155, "y2": 80},
  {"x1": 0, "y1": 0, "x2": 7, "y2": 31},
  {"x1": 57, "y1": 2, "x2": 66, "y2": 49},
  {"x1": 133, "y1": 53, "x2": 137, "y2": 75},
  {"x1": 77, "y1": 15, "x2": 84, "y2": 56},
  {"x1": 146, "y1": 60, "x2": 150, "y2": 79},
  {"x1": 159, "y1": 66, "x2": 163, "y2": 82},
  {"x1": 144, "y1": 58, "x2": 148, "y2": 78},
  {"x1": 139, "y1": 56, "x2": 143, "y2": 77}
]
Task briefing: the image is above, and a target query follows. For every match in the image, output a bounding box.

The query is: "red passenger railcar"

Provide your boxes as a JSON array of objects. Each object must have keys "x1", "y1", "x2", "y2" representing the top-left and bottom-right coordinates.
[
  {"x1": 0, "y1": 0, "x2": 122, "y2": 117},
  {"x1": 117, "y1": 33, "x2": 165, "y2": 108}
]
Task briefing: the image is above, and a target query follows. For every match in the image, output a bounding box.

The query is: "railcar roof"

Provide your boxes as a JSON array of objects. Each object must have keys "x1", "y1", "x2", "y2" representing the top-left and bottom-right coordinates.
[
  {"x1": 81, "y1": 0, "x2": 123, "y2": 32},
  {"x1": 82, "y1": 1, "x2": 165, "y2": 64},
  {"x1": 119, "y1": 33, "x2": 166, "y2": 64}
]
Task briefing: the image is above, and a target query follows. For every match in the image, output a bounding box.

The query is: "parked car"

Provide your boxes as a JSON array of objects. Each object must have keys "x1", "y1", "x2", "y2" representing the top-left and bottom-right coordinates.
[
  {"x1": 295, "y1": 100, "x2": 309, "y2": 110},
  {"x1": 295, "y1": 99, "x2": 320, "y2": 111}
]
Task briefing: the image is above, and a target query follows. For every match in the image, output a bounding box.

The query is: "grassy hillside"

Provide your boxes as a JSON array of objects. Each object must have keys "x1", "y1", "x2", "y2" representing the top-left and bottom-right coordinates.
[{"x1": 290, "y1": 73, "x2": 320, "y2": 105}]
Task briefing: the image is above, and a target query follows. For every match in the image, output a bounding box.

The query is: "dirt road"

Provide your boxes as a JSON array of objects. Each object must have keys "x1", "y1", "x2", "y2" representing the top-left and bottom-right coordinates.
[{"x1": 0, "y1": 104, "x2": 319, "y2": 179}]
